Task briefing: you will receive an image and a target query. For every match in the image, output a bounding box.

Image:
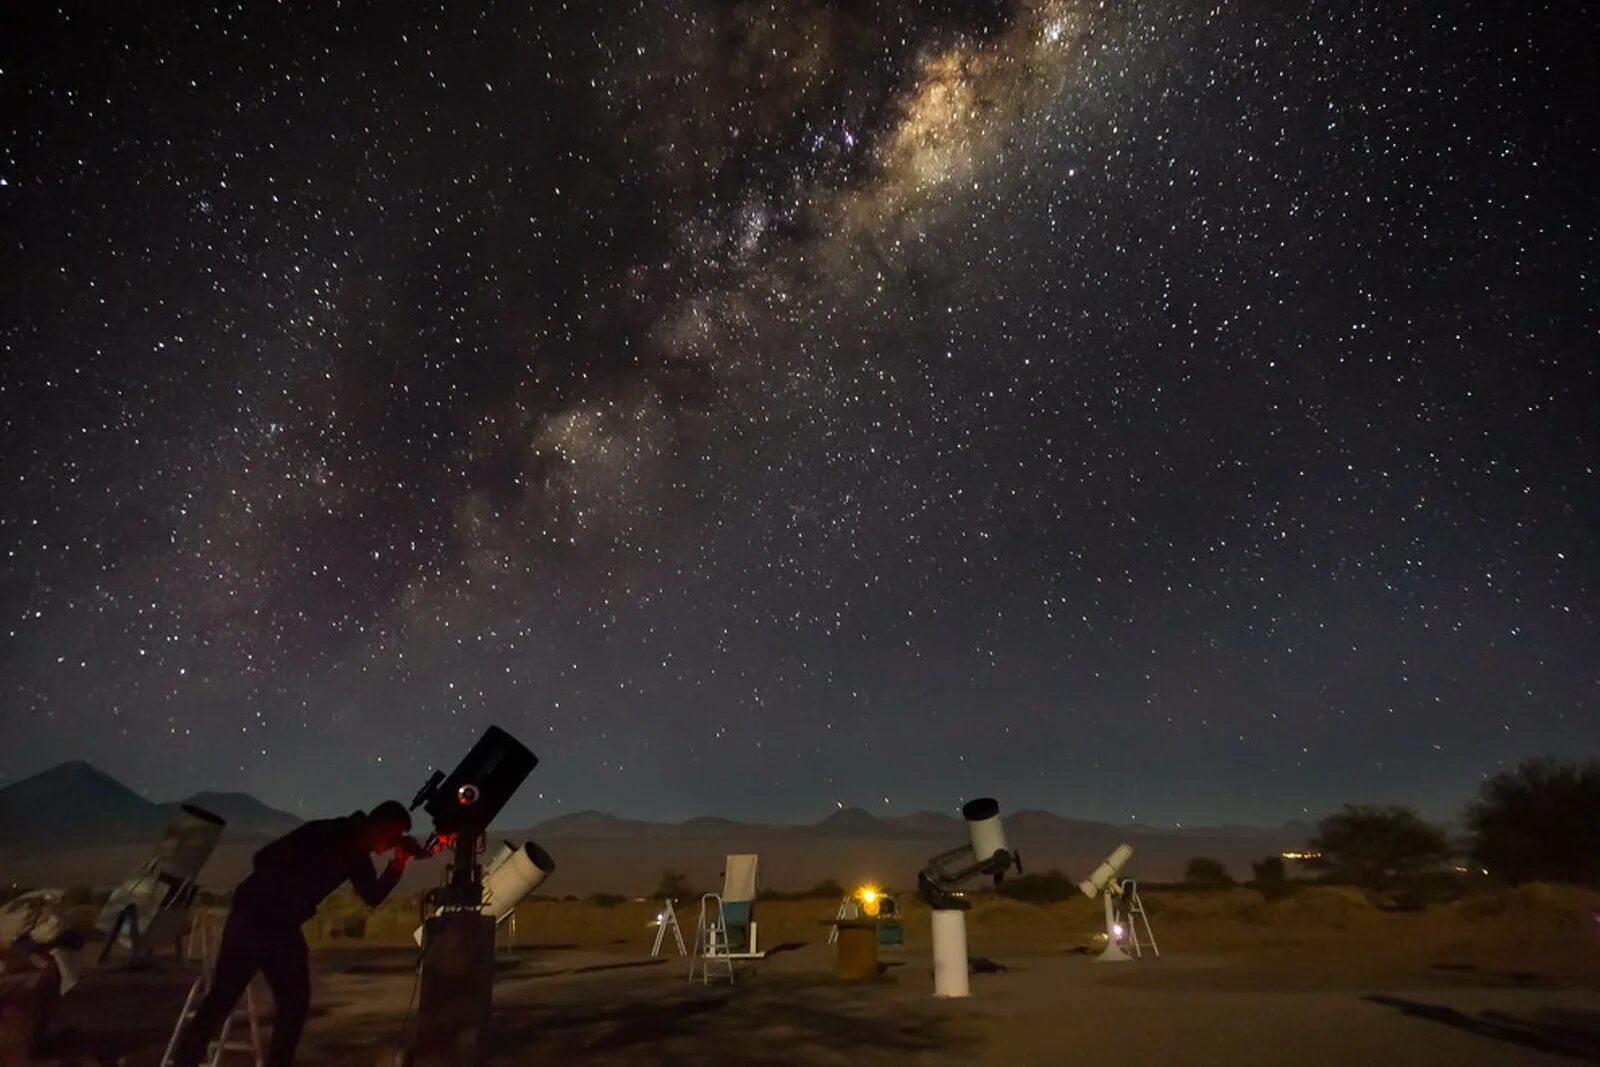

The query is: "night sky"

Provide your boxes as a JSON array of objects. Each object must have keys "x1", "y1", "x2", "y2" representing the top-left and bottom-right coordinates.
[{"x1": 1, "y1": 0, "x2": 1594, "y2": 829}]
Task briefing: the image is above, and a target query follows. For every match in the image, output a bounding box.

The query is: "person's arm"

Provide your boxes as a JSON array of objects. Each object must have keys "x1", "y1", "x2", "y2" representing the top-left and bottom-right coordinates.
[{"x1": 349, "y1": 852, "x2": 403, "y2": 908}]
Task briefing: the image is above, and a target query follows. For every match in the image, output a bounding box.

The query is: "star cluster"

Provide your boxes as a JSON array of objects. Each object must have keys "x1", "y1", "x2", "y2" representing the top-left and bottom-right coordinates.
[{"x1": 0, "y1": 0, "x2": 1593, "y2": 825}]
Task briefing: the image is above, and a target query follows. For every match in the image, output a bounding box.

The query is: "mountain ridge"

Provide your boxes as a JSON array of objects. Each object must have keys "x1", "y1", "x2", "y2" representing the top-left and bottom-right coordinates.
[
  {"x1": 0, "y1": 761, "x2": 304, "y2": 846},
  {"x1": 0, "y1": 761, "x2": 1314, "y2": 851}
]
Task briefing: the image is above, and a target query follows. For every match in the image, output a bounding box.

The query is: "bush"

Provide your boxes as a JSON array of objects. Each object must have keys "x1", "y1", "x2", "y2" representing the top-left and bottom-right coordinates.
[
  {"x1": 995, "y1": 869, "x2": 1077, "y2": 903},
  {"x1": 1466, "y1": 758, "x2": 1600, "y2": 885},
  {"x1": 1184, "y1": 857, "x2": 1234, "y2": 887},
  {"x1": 587, "y1": 893, "x2": 626, "y2": 908},
  {"x1": 652, "y1": 869, "x2": 698, "y2": 901},
  {"x1": 1310, "y1": 806, "x2": 1450, "y2": 890},
  {"x1": 1250, "y1": 856, "x2": 1289, "y2": 899},
  {"x1": 808, "y1": 878, "x2": 846, "y2": 899},
  {"x1": 332, "y1": 915, "x2": 367, "y2": 938}
]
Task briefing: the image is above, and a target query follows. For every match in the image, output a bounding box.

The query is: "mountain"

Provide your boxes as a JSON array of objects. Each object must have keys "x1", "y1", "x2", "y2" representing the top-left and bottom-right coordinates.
[
  {"x1": 679, "y1": 816, "x2": 746, "y2": 832},
  {"x1": 818, "y1": 807, "x2": 881, "y2": 831},
  {"x1": 881, "y1": 810, "x2": 963, "y2": 837},
  {"x1": 0, "y1": 761, "x2": 169, "y2": 847},
  {"x1": 0, "y1": 761, "x2": 1310, "y2": 892},
  {"x1": 171, "y1": 791, "x2": 300, "y2": 838},
  {"x1": 0, "y1": 762, "x2": 302, "y2": 848},
  {"x1": 527, "y1": 811, "x2": 664, "y2": 839}
]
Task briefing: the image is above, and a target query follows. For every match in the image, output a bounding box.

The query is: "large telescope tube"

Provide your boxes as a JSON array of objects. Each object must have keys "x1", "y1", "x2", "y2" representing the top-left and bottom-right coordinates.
[
  {"x1": 963, "y1": 798, "x2": 1009, "y2": 865},
  {"x1": 97, "y1": 804, "x2": 226, "y2": 946}
]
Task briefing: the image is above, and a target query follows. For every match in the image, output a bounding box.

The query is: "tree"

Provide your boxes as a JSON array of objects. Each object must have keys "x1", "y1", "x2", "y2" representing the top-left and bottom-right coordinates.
[
  {"x1": 1183, "y1": 857, "x2": 1233, "y2": 886},
  {"x1": 1250, "y1": 855, "x2": 1289, "y2": 899},
  {"x1": 1309, "y1": 806, "x2": 1449, "y2": 890},
  {"x1": 1466, "y1": 758, "x2": 1600, "y2": 885},
  {"x1": 652, "y1": 869, "x2": 697, "y2": 901}
]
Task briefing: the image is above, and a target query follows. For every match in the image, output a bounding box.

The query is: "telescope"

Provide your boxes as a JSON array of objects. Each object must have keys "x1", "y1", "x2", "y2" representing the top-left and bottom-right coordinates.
[
  {"x1": 916, "y1": 798, "x2": 1022, "y2": 911},
  {"x1": 97, "y1": 803, "x2": 227, "y2": 965},
  {"x1": 407, "y1": 725, "x2": 542, "y2": 1067},
  {"x1": 410, "y1": 725, "x2": 538, "y2": 858},
  {"x1": 916, "y1": 798, "x2": 1021, "y2": 998}
]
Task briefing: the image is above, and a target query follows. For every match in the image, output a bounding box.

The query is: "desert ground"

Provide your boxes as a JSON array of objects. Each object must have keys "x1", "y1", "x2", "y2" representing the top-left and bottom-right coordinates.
[{"x1": 22, "y1": 883, "x2": 1600, "y2": 1066}]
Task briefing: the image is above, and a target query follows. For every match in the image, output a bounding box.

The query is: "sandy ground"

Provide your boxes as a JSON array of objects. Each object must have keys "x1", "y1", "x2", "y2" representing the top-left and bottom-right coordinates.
[{"x1": 28, "y1": 887, "x2": 1600, "y2": 1066}]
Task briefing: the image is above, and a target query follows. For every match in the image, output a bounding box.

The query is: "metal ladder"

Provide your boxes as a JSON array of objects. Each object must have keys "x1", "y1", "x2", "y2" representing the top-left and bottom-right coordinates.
[
  {"x1": 1120, "y1": 880, "x2": 1160, "y2": 959},
  {"x1": 159, "y1": 922, "x2": 265, "y2": 1067},
  {"x1": 826, "y1": 896, "x2": 859, "y2": 945},
  {"x1": 651, "y1": 899, "x2": 687, "y2": 958},
  {"x1": 687, "y1": 893, "x2": 735, "y2": 985}
]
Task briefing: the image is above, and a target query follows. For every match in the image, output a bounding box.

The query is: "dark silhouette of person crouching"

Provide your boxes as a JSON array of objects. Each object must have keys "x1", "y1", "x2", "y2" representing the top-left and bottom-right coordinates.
[{"x1": 173, "y1": 800, "x2": 424, "y2": 1067}]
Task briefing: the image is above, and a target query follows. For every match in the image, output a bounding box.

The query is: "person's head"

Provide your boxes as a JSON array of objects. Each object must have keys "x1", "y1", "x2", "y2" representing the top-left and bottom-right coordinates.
[{"x1": 362, "y1": 800, "x2": 412, "y2": 853}]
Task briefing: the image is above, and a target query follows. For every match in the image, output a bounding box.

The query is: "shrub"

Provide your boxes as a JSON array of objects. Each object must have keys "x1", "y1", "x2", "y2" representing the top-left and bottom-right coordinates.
[
  {"x1": 1250, "y1": 856, "x2": 1289, "y2": 899},
  {"x1": 995, "y1": 869, "x2": 1077, "y2": 903},
  {"x1": 587, "y1": 893, "x2": 626, "y2": 907},
  {"x1": 651, "y1": 869, "x2": 698, "y2": 901},
  {"x1": 1184, "y1": 857, "x2": 1234, "y2": 887},
  {"x1": 1309, "y1": 806, "x2": 1450, "y2": 890},
  {"x1": 1466, "y1": 758, "x2": 1600, "y2": 885}
]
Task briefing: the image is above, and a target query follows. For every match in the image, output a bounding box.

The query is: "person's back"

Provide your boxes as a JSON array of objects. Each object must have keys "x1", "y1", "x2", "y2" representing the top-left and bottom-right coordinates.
[{"x1": 234, "y1": 814, "x2": 375, "y2": 925}]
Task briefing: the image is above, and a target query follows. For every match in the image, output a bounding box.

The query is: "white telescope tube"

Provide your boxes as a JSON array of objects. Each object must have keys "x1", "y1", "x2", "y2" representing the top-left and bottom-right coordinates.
[
  {"x1": 962, "y1": 798, "x2": 1009, "y2": 864},
  {"x1": 481, "y1": 842, "x2": 555, "y2": 922},
  {"x1": 1078, "y1": 844, "x2": 1133, "y2": 898},
  {"x1": 414, "y1": 841, "x2": 555, "y2": 944}
]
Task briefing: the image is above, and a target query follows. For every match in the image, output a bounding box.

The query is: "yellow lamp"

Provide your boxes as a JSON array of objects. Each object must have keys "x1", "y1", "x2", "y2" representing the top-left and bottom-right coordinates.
[{"x1": 856, "y1": 885, "x2": 882, "y2": 917}]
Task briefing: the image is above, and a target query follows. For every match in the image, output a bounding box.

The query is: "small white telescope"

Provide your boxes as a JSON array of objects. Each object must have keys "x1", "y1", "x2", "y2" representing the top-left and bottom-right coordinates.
[
  {"x1": 1078, "y1": 843, "x2": 1132, "y2": 899},
  {"x1": 413, "y1": 840, "x2": 555, "y2": 945},
  {"x1": 1079, "y1": 844, "x2": 1157, "y2": 962}
]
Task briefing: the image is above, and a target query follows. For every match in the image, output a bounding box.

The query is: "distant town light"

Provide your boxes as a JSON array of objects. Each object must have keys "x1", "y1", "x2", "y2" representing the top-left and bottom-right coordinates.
[{"x1": 1281, "y1": 850, "x2": 1321, "y2": 861}]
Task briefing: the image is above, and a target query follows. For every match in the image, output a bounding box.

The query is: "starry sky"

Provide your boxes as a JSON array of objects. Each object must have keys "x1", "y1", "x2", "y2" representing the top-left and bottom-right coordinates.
[{"x1": 1, "y1": 0, "x2": 1594, "y2": 830}]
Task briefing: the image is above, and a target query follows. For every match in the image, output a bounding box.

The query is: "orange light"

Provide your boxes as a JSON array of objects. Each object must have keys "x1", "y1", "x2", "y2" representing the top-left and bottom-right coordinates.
[{"x1": 855, "y1": 885, "x2": 883, "y2": 917}]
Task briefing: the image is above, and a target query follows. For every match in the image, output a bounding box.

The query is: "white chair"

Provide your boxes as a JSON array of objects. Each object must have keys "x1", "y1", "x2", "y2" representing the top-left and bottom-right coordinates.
[{"x1": 720, "y1": 854, "x2": 766, "y2": 959}]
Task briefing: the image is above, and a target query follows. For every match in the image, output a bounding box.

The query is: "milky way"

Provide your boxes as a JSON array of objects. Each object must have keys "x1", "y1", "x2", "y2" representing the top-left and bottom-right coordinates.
[{"x1": 1, "y1": 0, "x2": 1593, "y2": 826}]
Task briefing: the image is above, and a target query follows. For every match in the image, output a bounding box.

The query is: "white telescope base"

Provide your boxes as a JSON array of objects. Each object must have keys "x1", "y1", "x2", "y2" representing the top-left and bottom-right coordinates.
[
  {"x1": 1094, "y1": 892, "x2": 1132, "y2": 963},
  {"x1": 931, "y1": 908, "x2": 970, "y2": 997}
]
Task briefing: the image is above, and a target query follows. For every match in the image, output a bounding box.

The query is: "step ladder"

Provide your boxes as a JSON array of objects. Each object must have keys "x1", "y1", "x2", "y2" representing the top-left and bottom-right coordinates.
[
  {"x1": 826, "y1": 896, "x2": 859, "y2": 945},
  {"x1": 651, "y1": 899, "x2": 686, "y2": 958},
  {"x1": 159, "y1": 928, "x2": 266, "y2": 1067},
  {"x1": 1119, "y1": 880, "x2": 1160, "y2": 959},
  {"x1": 687, "y1": 894, "x2": 734, "y2": 985}
]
